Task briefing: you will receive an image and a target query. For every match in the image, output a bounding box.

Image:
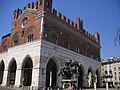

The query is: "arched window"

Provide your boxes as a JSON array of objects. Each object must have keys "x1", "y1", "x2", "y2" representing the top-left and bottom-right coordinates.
[
  {"x1": 63, "y1": 32, "x2": 71, "y2": 49},
  {"x1": 1, "y1": 40, "x2": 8, "y2": 51},
  {"x1": 0, "y1": 60, "x2": 5, "y2": 84},
  {"x1": 87, "y1": 67, "x2": 93, "y2": 87},
  {"x1": 78, "y1": 65, "x2": 84, "y2": 89},
  {"x1": 46, "y1": 59, "x2": 57, "y2": 88},
  {"x1": 7, "y1": 59, "x2": 17, "y2": 85},
  {"x1": 50, "y1": 31, "x2": 58, "y2": 44},
  {"x1": 28, "y1": 34, "x2": 34, "y2": 42},
  {"x1": 21, "y1": 56, "x2": 33, "y2": 86},
  {"x1": 63, "y1": 41, "x2": 70, "y2": 49},
  {"x1": 13, "y1": 33, "x2": 19, "y2": 46},
  {"x1": 14, "y1": 36, "x2": 19, "y2": 46},
  {"x1": 25, "y1": 29, "x2": 35, "y2": 42}
]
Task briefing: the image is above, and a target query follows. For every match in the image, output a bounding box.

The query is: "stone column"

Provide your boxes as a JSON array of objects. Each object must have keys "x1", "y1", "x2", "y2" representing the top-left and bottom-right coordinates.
[
  {"x1": 94, "y1": 82, "x2": 96, "y2": 90},
  {"x1": 14, "y1": 69, "x2": 22, "y2": 87},
  {"x1": 31, "y1": 68, "x2": 40, "y2": 89},
  {"x1": 31, "y1": 56, "x2": 41, "y2": 89},
  {"x1": 57, "y1": 74, "x2": 62, "y2": 88},
  {"x1": 39, "y1": 69, "x2": 46, "y2": 89},
  {"x1": 83, "y1": 75, "x2": 88, "y2": 88},
  {"x1": 1, "y1": 70, "x2": 8, "y2": 86}
]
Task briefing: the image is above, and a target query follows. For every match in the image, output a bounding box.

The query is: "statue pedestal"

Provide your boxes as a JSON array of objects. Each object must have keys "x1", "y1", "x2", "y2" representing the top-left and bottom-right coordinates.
[{"x1": 61, "y1": 79, "x2": 77, "y2": 90}]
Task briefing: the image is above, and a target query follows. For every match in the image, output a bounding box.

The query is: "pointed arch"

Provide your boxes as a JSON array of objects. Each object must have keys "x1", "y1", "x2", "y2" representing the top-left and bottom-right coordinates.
[
  {"x1": 46, "y1": 58, "x2": 57, "y2": 88},
  {"x1": 78, "y1": 64, "x2": 85, "y2": 89},
  {"x1": 87, "y1": 67, "x2": 93, "y2": 88},
  {"x1": 46, "y1": 56, "x2": 59, "y2": 71},
  {"x1": 21, "y1": 55, "x2": 33, "y2": 86},
  {"x1": 96, "y1": 69, "x2": 100, "y2": 87},
  {"x1": 12, "y1": 32, "x2": 20, "y2": 46},
  {"x1": 25, "y1": 26, "x2": 36, "y2": 42},
  {"x1": 0, "y1": 60, "x2": 5, "y2": 84},
  {"x1": 21, "y1": 55, "x2": 33, "y2": 68},
  {"x1": 7, "y1": 58, "x2": 17, "y2": 85}
]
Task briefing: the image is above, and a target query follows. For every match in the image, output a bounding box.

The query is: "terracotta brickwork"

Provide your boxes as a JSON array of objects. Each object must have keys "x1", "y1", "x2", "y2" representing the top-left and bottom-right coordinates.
[
  {"x1": 0, "y1": 0, "x2": 101, "y2": 61},
  {"x1": 43, "y1": 12, "x2": 100, "y2": 61}
]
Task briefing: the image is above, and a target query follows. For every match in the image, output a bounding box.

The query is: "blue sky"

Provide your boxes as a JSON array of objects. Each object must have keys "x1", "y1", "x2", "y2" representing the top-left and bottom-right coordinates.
[{"x1": 0, "y1": 0, "x2": 120, "y2": 59}]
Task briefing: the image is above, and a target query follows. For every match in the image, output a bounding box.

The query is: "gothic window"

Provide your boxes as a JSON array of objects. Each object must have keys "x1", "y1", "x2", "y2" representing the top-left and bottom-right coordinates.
[
  {"x1": 62, "y1": 32, "x2": 71, "y2": 49},
  {"x1": 14, "y1": 39, "x2": 19, "y2": 46},
  {"x1": 2, "y1": 45, "x2": 7, "y2": 51},
  {"x1": 49, "y1": 30, "x2": 58, "y2": 44},
  {"x1": 50, "y1": 34, "x2": 58, "y2": 44},
  {"x1": 25, "y1": 28, "x2": 35, "y2": 43},
  {"x1": 90, "y1": 54, "x2": 93, "y2": 59},
  {"x1": 76, "y1": 48, "x2": 80, "y2": 53},
  {"x1": 64, "y1": 41, "x2": 70, "y2": 49},
  {"x1": 13, "y1": 34, "x2": 19, "y2": 46},
  {"x1": 28, "y1": 34, "x2": 34, "y2": 42},
  {"x1": 75, "y1": 38, "x2": 81, "y2": 54},
  {"x1": 22, "y1": 31, "x2": 24, "y2": 37},
  {"x1": 1, "y1": 40, "x2": 7, "y2": 51}
]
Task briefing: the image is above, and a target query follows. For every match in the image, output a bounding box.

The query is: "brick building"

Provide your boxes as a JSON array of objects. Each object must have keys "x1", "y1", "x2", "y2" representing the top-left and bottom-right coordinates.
[{"x1": 0, "y1": 0, "x2": 101, "y2": 89}]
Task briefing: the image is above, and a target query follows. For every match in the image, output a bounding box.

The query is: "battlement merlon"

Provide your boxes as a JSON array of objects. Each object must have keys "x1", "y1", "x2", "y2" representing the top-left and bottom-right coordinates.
[
  {"x1": 51, "y1": 9, "x2": 100, "y2": 44},
  {"x1": 11, "y1": 0, "x2": 100, "y2": 45},
  {"x1": 12, "y1": 0, "x2": 52, "y2": 23}
]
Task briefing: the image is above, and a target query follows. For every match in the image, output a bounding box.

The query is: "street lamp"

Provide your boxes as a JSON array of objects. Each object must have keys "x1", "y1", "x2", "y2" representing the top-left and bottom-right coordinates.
[{"x1": 104, "y1": 71, "x2": 113, "y2": 90}]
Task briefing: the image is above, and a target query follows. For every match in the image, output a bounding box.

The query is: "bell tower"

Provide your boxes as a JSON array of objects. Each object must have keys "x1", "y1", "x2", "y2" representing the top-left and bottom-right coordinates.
[{"x1": 38, "y1": 0, "x2": 53, "y2": 12}]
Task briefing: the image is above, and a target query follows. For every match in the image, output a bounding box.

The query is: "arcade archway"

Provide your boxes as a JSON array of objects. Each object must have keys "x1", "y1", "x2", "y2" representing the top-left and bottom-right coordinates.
[
  {"x1": 21, "y1": 57, "x2": 33, "y2": 86},
  {"x1": 87, "y1": 67, "x2": 93, "y2": 87},
  {"x1": 7, "y1": 59, "x2": 17, "y2": 85},
  {"x1": 96, "y1": 69, "x2": 100, "y2": 87},
  {"x1": 78, "y1": 65, "x2": 84, "y2": 88},
  {"x1": 46, "y1": 59, "x2": 57, "y2": 88},
  {"x1": 0, "y1": 60, "x2": 5, "y2": 84}
]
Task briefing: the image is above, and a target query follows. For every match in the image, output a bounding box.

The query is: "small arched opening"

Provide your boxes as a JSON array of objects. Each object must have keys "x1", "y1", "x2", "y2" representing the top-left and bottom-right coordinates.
[
  {"x1": 78, "y1": 65, "x2": 84, "y2": 89},
  {"x1": 0, "y1": 60, "x2": 5, "y2": 84},
  {"x1": 7, "y1": 59, "x2": 17, "y2": 85},
  {"x1": 87, "y1": 67, "x2": 93, "y2": 88},
  {"x1": 46, "y1": 59, "x2": 57, "y2": 88},
  {"x1": 21, "y1": 56, "x2": 33, "y2": 86},
  {"x1": 96, "y1": 69, "x2": 100, "y2": 87}
]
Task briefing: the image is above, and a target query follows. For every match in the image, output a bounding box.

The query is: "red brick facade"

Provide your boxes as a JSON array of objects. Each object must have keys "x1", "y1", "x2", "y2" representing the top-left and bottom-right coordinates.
[{"x1": 0, "y1": 0, "x2": 101, "y2": 61}]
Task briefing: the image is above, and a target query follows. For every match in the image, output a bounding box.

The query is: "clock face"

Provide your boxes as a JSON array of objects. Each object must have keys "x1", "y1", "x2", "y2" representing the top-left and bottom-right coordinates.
[{"x1": 21, "y1": 17, "x2": 28, "y2": 28}]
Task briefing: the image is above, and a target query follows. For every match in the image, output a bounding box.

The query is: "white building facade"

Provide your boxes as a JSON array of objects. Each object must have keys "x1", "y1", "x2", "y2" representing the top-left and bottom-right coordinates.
[
  {"x1": 0, "y1": 0, "x2": 102, "y2": 89},
  {"x1": 101, "y1": 57, "x2": 120, "y2": 88}
]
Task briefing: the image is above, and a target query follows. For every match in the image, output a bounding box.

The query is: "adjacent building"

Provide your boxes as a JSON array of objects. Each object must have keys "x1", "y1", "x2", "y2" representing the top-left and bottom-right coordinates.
[
  {"x1": 0, "y1": 0, "x2": 101, "y2": 89},
  {"x1": 101, "y1": 57, "x2": 120, "y2": 87}
]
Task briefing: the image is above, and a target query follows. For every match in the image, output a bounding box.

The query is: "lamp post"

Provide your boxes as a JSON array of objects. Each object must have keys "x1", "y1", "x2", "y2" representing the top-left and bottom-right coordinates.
[{"x1": 104, "y1": 71, "x2": 113, "y2": 90}]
